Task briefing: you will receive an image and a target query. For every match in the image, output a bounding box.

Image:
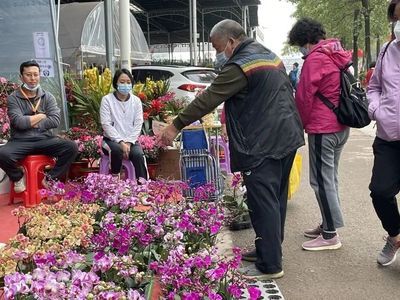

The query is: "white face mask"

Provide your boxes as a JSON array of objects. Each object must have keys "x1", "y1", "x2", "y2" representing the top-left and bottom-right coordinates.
[
  {"x1": 394, "y1": 21, "x2": 400, "y2": 42},
  {"x1": 23, "y1": 82, "x2": 40, "y2": 92},
  {"x1": 214, "y1": 51, "x2": 228, "y2": 69}
]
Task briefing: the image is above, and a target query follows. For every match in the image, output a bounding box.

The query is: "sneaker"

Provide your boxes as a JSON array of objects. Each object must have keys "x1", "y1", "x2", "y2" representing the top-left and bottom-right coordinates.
[
  {"x1": 14, "y1": 175, "x2": 26, "y2": 193},
  {"x1": 241, "y1": 248, "x2": 257, "y2": 262},
  {"x1": 302, "y1": 234, "x2": 342, "y2": 251},
  {"x1": 377, "y1": 236, "x2": 400, "y2": 266},
  {"x1": 239, "y1": 264, "x2": 284, "y2": 280},
  {"x1": 304, "y1": 224, "x2": 323, "y2": 238}
]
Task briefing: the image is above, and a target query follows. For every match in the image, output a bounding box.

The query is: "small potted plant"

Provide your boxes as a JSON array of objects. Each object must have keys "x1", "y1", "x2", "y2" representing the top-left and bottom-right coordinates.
[
  {"x1": 64, "y1": 126, "x2": 102, "y2": 179},
  {"x1": 222, "y1": 173, "x2": 252, "y2": 231},
  {"x1": 138, "y1": 134, "x2": 165, "y2": 180}
]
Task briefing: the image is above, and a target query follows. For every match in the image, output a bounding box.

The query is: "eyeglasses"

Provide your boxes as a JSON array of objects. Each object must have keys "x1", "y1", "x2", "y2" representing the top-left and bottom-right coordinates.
[{"x1": 22, "y1": 73, "x2": 40, "y2": 78}]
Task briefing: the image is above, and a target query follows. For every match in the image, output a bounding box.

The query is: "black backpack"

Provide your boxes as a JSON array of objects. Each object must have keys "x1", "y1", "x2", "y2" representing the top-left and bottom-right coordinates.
[{"x1": 316, "y1": 63, "x2": 371, "y2": 128}]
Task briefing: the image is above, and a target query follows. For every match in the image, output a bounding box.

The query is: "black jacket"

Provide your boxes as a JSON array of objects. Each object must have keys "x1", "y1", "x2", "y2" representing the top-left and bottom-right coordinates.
[{"x1": 225, "y1": 39, "x2": 304, "y2": 171}]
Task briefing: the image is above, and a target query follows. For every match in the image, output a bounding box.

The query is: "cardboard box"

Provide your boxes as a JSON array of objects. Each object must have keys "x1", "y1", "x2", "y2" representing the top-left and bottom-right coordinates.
[{"x1": 156, "y1": 148, "x2": 181, "y2": 180}]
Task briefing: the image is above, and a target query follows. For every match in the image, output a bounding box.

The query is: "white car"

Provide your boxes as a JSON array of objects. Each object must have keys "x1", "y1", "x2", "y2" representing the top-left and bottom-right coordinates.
[{"x1": 131, "y1": 65, "x2": 217, "y2": 101}]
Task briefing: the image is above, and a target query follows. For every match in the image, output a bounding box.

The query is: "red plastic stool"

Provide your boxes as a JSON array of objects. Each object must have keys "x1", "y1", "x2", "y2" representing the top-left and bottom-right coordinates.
[{"x1": 9, "y1": 155, "x2": 56, "y2": 207}]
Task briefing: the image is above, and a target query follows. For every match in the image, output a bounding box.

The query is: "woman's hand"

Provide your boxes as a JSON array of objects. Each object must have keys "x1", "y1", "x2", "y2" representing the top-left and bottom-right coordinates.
[{"x1": 120, "y1": 141, "x2": 131, "y2": 160}]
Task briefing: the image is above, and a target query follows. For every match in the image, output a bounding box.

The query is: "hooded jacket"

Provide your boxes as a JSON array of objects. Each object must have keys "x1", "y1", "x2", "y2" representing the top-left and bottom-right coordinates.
[
  {"x1": 7, "y1": 87, "x2": 61, "y2": 140},
  {"x1": 295, "y1": 39, "x2": 352, "y2": 133},
  {"x1": 367, "y1": 40, "x2": 400, "y2": 141}
]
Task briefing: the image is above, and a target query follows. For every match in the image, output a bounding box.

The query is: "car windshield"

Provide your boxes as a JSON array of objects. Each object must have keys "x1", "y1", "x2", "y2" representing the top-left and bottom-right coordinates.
[{"x1": 182, "y1": 70, "x2": 217, "y2": 83}]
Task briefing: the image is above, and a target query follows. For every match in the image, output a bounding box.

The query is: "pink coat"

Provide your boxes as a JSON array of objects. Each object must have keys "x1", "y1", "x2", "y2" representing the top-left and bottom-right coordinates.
[{"x1": 295, "y1": 39, "x2": 351, "y2": 134}]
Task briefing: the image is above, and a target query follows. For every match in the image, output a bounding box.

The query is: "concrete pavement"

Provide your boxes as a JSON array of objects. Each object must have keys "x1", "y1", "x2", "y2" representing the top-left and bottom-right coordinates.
[{"x1": 227, "y1": 126, "x2": 400, "y2": 299}]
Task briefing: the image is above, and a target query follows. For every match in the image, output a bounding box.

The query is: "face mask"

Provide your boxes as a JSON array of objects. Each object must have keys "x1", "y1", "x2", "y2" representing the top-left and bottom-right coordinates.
[
  {"x1": 215, "y1": 51, "x2": 228, "y2": 69},
  {"x1": 117, "y1": 83, "x2": 132, "y2": 95},
  {"x1": 299, "y1": 46, "x2": 309, "y2": 56},
  {"x1": 22, "y1": 82, "x2": 40, "y2": 92},
  {"x1": 394, "y1": 21, "x2": 400, "y2": 41}
]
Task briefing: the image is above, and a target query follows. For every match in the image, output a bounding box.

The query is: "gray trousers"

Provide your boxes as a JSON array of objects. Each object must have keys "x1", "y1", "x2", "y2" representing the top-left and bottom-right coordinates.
[{"x1": 308, "y1": 128, "x2": 349, "y2": 232}]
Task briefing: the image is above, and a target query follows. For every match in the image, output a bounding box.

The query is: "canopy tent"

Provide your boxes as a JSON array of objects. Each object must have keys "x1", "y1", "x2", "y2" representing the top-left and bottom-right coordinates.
[{"x1": 58, "y1": 1, "x2": 150, "y2": 71}]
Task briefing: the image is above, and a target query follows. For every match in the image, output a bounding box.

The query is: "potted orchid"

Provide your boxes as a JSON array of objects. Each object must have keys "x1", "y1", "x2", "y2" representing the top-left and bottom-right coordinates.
[{"x1": 222, "y1": 173, "x2": 252, "y2": 231}]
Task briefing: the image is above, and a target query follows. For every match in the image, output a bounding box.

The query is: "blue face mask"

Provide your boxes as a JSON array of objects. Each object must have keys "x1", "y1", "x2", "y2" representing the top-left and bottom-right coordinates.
[
  {"x1": 117, "y1": 83, "x2": 132, "y2": 95},
  {"x1": 23, "y1": 82, "x2": 40, "y2": 92},
  {"x1": 299, "y1": 47, "x2": 309, "y2": 56},
  {"x1": 214, "y1": 51, "x2": 228, "y2": 70}
]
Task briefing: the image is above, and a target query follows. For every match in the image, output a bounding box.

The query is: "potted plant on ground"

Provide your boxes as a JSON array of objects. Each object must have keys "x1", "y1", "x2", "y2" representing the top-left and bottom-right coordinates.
[
  {"x1": 222, "y1": 173, "x2": 252, "y2": 231},
  {"x1": 138, "y1": 134, "x2": 165, "y2": 180},
  {"x1": 64, "y1": 126, "x2": 102, "y2": 179}
]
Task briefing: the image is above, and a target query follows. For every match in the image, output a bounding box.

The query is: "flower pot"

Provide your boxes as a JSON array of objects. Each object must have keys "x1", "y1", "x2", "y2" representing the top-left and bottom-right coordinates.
[
  {"x1": 147, "y1": 162, "x2": 159, "y2": 180},
  {"x1": 229, "y1": 213, "x2": 252, "y2": 231},
  {"x1": 68, "y1": 161, "x2": 89, "y2": 180},
  {"x1": 146, "y1": 275, "x2": 162, "y2": 299}
]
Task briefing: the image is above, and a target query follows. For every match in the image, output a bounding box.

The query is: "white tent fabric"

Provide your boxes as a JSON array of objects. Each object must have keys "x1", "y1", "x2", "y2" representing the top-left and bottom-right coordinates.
[{"x1": 59, "y1": 1, "x2": 150, "y2": 70}]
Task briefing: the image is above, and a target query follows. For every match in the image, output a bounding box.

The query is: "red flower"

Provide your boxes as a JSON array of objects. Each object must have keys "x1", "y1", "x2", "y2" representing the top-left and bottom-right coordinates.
[
  {"x1": 138, "y1": 92, "x2": 147, "y2": 101},
  {"x1": 150, "y1": 99, "x2": 165, "y2": 114}
]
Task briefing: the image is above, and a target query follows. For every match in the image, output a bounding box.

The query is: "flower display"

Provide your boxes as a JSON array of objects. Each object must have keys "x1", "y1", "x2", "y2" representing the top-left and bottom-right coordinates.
[
  {"x1": 133, "y1": 79, "x2": 188, "y2": 134},
  {"x1": 0, "y1": 77, "x2": 18, "y2": 142},
  {"x1": 65, "y1": 127, "x2": 102, "y2": 166},
  {"x1": 0, "y1": 107, "x2": 10, "y2": 142},
  {"x1": 66, "y1": 67, "x2": 112, "y2": 131},
  {"x1": 0, "y1": 174, "x2": 261, "y2": 299},
  {"x1": 137, "y1": 134, "x2": 166, "y2": 163}
]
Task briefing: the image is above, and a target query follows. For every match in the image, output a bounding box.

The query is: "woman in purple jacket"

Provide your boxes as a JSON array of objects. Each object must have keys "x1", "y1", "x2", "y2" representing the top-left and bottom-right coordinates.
[
  {"x1": 288, "y1": 18, "x2": 352, "y2": 251},
  {"x1": 367, "y1": 0, "x2": 400, "y2": 267}
]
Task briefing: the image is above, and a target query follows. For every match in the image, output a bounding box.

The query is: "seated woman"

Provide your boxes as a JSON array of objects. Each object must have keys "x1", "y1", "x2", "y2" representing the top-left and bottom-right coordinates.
[{"x1": 100, "y1": 69, "x2": 147, "y2": 180}]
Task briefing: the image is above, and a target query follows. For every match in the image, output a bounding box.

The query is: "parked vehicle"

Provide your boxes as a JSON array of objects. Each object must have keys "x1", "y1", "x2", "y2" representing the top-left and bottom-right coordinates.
[{"x1": 131, "y1": 65, "x2": 217, "y2": 101}]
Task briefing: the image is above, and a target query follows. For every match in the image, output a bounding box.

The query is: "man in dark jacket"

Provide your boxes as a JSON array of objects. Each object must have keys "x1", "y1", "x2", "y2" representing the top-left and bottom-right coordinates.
[
  {"x1": 0, "y1": 60, "x2": 78, "y2": 193},
  {"x1": 159, "y1": 20, "x2": 304, "y2": 279}
]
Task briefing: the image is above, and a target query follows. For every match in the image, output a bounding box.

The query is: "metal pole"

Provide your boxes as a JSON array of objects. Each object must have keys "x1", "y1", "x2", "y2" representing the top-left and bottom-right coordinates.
[
  {"x1": 119, "y1": 0, "x2": 131, "y2": 69},
  {"x1": 202, "y1": 10, "x2": 205, "y2": 64},
  {"x1": 104, "y1": 0, "x2": 114, "y2": 73},
  {"x1": 242, "y1": 6, "x2": 247, "y2": 34},
  {"x1": 189, "y1": 0, "x2": 193, "y2": 64},
  {"x1": 167, "y1": 32, "x2": 171, "y2": 63},
  {"x1": 192, "y1": 0, "x2": 198, "y2": 65},
  {"x1": 147, "y1": 13, "x2": 151, "y2": 45},
  {"x1": 171, "y1": 43, "x2": 174, "y2": 63},
  {"x1": 56, "y1": 0, "x2": 60, "y2": 38},
  {"x1": 207, "y1": 34, "x2": 210, "y2": 63},
  {"x1": 49, "y1": 0, "x2": 69, "y2": 129}
]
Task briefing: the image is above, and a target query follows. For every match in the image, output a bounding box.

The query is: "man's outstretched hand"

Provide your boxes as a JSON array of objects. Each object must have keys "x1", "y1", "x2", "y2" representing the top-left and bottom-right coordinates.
[{"x1": 157, "y1": 123, "x2": 180, "y2": 146}]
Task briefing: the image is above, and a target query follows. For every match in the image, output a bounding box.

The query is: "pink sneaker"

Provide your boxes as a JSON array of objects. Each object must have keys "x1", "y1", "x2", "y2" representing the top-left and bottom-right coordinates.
[
  {"x1": 302, "y1": 235, "x2": 342, "y2": 251},
  {"x1": 304, "y1": 224, "x2": 323, "y2": 238}
]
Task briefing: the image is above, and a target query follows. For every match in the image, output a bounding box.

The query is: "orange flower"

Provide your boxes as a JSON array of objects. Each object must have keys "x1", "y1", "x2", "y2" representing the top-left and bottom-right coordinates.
[{"x1": 138, "y1": 92, "x2": 147, "y2": 101}]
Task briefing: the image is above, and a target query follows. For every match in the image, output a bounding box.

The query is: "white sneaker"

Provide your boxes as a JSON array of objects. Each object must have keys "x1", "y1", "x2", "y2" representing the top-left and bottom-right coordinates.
[{"x1": 14, "y1": 175, "x2": 26, "y2": 193}]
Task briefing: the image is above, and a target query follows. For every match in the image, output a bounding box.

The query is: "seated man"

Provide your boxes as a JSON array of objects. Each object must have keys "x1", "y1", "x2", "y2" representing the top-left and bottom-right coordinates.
[{"x1": 0, "y1": 60, "x2": 78, "y2": 192}]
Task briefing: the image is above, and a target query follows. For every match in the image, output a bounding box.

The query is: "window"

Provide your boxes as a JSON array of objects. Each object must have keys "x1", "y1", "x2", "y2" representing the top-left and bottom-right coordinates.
[
  {"x1": 131, "y1": 69, "x2": 173, "y2": 83},
  {"x1": 182, "y1": 70, "x2": 217, "y2": 83}
]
